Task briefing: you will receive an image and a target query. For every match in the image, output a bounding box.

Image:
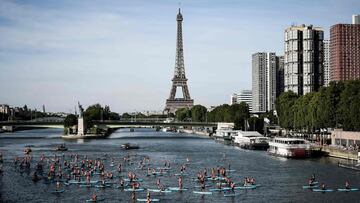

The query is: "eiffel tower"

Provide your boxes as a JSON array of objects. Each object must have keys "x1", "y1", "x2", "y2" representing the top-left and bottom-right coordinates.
[{"x1": 165, "y1": 8, "x2": 194, "y2": 114}]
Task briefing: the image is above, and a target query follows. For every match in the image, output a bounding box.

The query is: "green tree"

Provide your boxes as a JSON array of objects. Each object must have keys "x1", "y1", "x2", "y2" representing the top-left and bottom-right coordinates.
[
  {"x1": 175, "y1": 108, "x2": 191, "y2": 121},
  {"x1": 230, "y1": 102, "x2": 250, "y2": 130},
  {"x1": 338, "y1": 80, "x2": 360, "y2": 131},
  {"x1": 275, "y1": 91, "x2": 298, "y2": 129},
  {"x1": 191, "y1": 105, "x2": 208, "y2": 122},
  {"x1": 64, "y1": 114, "x2": 78, "y2": 127}
]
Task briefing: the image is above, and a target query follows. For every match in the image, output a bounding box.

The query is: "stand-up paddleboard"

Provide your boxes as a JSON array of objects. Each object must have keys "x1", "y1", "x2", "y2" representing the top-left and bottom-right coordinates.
[
  {"x1": 157, "y1": 167, "x2": 171, "y2": 170},
  {"x1": 124, "y1": 178, "x2": 143, "y2": 182},
  {"x1": 147, "y1": 189, "x2": 172, "y2": 193},
  {"x1": 302, "y1": 185, "x2": 319, "y2": 189},
  {"x1": 175, "y1": 173, "x2": 188, "y2": 176},
  {"x1": 206, "y1": 177, "x2": 228, "y2": 181},
  {"x1": 312, "y1": 189, "x2": 334, "y2": 192},
  {"x1": 209, "y1": 188, "x2": 230, "y2": 192},
  {"x1": 94, "y1": 184, "x2": 111, "y2": 188},
  {"x1": 168, "y1": 187, "x2": 188, "y2": 191},
  {"x1": 337, "y1": 188, "x2": 359, "y2": 192},
  {"x1": 234, "y1": 185, "x2": 257, "y2": 190},
  {"x1": 216, "y1": 182, "x2": 228, "y2": 186},
  {"x1": 137, "y1": 199, "x2": 160, "y2": 202},
  {"x1": 70, "y1": 180, "x2": 98, "y2": 184},
  {"x1": 226, "y1": 169, "x2": 236, "y2": 172},
  {"x1": 194, "y1": 185, "x2": 210, "y2": 188},
  {"x1": 85, "y1": 198, "x2": 105, "y2": 202},
  {"x1": 124, "y1": 188, "x2": 145, "y2": 192},
  {"x1": 193, "y1": 191, "x2": 212, "y2": 195}
]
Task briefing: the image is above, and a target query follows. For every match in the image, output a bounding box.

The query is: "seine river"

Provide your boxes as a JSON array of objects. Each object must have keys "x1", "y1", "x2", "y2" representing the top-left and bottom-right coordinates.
[{"x1": 0, "y1": 128, "x2": 359, "y2": 203}]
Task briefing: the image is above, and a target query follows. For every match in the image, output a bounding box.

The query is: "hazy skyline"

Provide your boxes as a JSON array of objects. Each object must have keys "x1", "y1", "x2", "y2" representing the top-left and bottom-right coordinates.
[{"x1": 0, "y1": 0, "x2": 358, "y2": 113}]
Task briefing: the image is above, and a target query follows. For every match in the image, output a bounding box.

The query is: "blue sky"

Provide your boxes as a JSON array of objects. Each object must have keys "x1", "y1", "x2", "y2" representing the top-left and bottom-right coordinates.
[{"x1": 0, "y1": 0, "x2": 358, "y2": 113}]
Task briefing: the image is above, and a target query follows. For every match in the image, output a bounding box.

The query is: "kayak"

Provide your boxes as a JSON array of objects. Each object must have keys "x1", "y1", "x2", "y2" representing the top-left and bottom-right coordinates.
[
  {"x1": 124, "y1": 188, "x2": 145, "y2": 192},
  {"x1": 302, "y1": 185, "x2": 319, "y2": 189},
  {"x1": 193, "y1": 191, "x2": 212, "y2": 195},
  {"x1": 147, "y1": 189, "x2": 172, "y2": 193},
  {"x1": 51, "y1": 189, "x2": 65, "y2": 193},
  {"x1": 168, "y1": 187, "x2": 188, "y2": 191},
  {"x1": 85, "y1": 198, "x2": 105, "y2": 202},
  {"x1": 337, "y1": 188, "x2": 359, "y2": 192},
  {"x1": 137, "y1": 199, "x2": 160, "y2": 202},
  {"x1": 312, "y1": 189, "x2": 334, "y2": 192},
  {"x1": 224, "y1": 193, "x2": 240, "y2": 197}
]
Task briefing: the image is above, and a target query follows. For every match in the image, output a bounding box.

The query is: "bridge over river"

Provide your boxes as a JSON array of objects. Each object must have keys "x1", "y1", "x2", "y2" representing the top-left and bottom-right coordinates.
[{"x1": 0, "y1": 119, "x2": 217, "y2": 130}]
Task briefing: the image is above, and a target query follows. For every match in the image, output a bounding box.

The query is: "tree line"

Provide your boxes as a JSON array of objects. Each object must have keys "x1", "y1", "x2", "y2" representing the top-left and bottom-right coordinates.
[
  {"x1": 175, "y1": 103, "x2": 265, "y2": 132},
  {"x1": 276, "y1": 80, "x2": 360, "y2": 132}
]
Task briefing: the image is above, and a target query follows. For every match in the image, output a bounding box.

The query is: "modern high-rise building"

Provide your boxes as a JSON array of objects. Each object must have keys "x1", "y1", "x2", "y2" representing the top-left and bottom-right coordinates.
[
  {"x1": 252, "y1": 53, "x2": 267, "y2": 113},
  {"x1": 276, "y1": 56, "x2": 285, "y2": 97},
  {"x1": 237, "y1": 90, "x2": 252, "y2": 112},
  {"x1": 284, "y1": 24, "x2": 324, "y2": 95},
  {"x1": 230, "y1": 90, "x2": 253, "y2": 111},
  {"x1": 330, "y1": 15, "x2": 360, "y2": 81},
  {"x1": 252, "y1": 52, "x2": 278, "y2": 112},
  {"x1": 323, "y1": 40, "x2": 330, "y2": 86}
]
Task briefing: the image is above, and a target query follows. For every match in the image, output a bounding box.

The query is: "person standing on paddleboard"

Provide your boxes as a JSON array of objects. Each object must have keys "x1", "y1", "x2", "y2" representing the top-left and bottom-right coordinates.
[
  {"x1": 178, "y1": 176, "x2": 183, "y2": 189},
  {"x1": 345, "y1": 181, "x2": 350, "y2": 189}
]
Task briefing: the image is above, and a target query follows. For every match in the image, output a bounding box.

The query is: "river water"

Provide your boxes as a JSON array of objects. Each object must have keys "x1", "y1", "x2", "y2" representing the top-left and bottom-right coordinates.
[{"x1": 0, "y1": 128, "x2": 359, "y2": 203}]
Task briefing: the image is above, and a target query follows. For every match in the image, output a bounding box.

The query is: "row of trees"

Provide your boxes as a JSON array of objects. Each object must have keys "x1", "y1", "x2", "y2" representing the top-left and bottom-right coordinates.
[
  {"x1": 276, "y1": 80, "x2": 360, "y2": 132},
  {"x1": 175, "y1": 103, "x2": 266, "y2": 132}
]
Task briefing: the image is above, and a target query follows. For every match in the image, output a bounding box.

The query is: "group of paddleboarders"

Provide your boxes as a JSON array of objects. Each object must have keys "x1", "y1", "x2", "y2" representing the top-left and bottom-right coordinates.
[{"x1": 307, "y1": 174, "x2": 352, "y2": 191}]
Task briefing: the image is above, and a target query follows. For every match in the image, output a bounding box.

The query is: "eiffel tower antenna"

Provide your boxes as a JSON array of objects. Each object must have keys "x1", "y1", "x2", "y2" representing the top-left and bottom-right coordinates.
[{"x1": 165, "y1": 8, "x2": 194, "y2": 114}]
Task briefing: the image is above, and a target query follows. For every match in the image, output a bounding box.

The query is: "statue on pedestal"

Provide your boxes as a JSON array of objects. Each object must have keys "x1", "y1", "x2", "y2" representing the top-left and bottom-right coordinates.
[{"x1": 78, "y1": 102, "x2": 84, "y2": 118}]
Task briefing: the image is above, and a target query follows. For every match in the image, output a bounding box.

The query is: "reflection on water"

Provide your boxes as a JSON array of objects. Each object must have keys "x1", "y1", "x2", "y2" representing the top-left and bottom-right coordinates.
[{"x1": 0, "y1": 128, "x2": 359, "y2": 203}]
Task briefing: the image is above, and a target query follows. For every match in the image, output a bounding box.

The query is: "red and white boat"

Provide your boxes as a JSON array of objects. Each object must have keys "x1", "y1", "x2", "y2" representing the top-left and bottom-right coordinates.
[{"x1": 268, "y1": 137, "x2": 310, "y2": 158}]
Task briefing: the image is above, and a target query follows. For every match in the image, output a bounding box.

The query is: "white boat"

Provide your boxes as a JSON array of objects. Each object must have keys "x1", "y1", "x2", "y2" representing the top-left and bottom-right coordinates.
[
  {"x1": 268, "y1": 137, "x2": 311, "y2": 158},
  {"x1": 162, "y1": 127, "x2": 173, "y2": 132},
  {"x1": 233, "y1": 131, "x2": 269, "y2": 150},
  {"x1": 214, "y1": 129, "x2": 239, "y2": 141}
]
